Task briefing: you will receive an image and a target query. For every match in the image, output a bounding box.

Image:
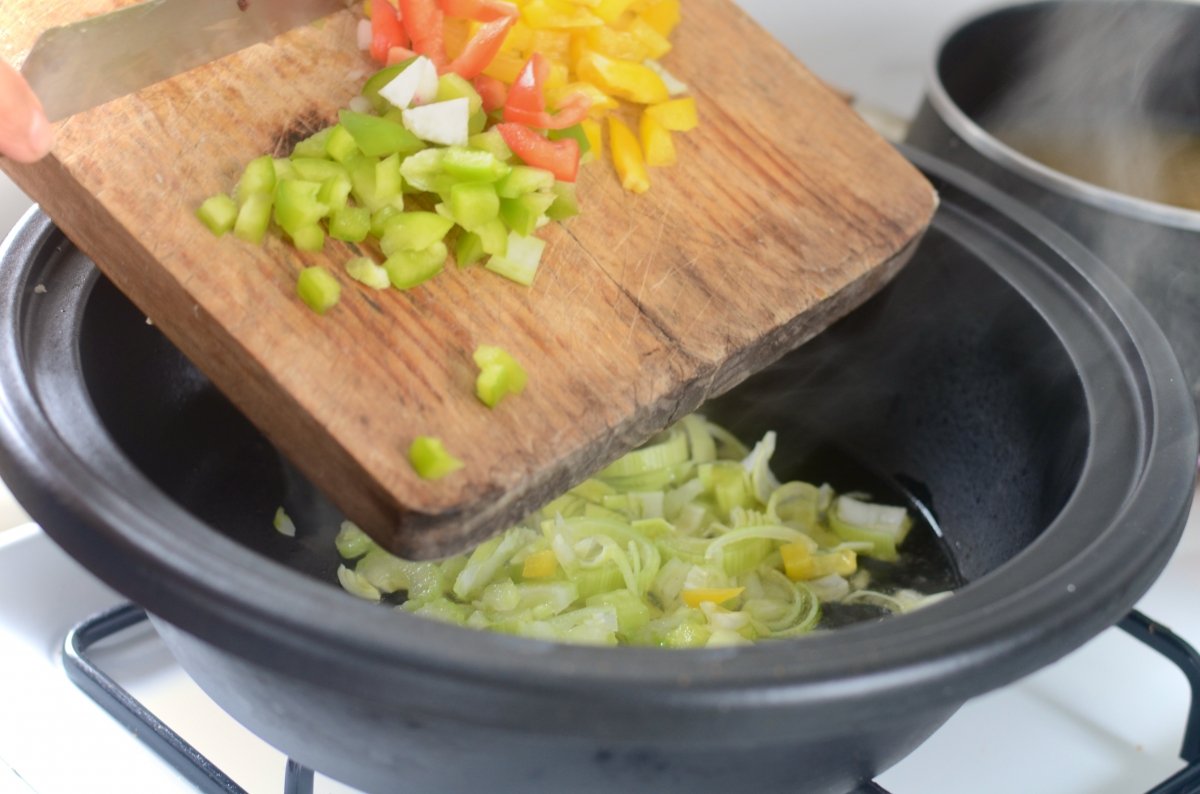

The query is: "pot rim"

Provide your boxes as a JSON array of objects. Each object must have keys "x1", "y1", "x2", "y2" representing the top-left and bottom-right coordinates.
[
  {"x1": 0, "y1": 151, "x2": 1194, "y2": 734},
  {"x1": 926, "y1": 0, "x2": 1200, "y2": 233}
]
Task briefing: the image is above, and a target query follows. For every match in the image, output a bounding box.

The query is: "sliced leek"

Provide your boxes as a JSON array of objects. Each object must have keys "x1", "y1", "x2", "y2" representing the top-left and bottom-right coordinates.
[{"x1": 335, "y1": 415, "x2": 945, "y2": 646}]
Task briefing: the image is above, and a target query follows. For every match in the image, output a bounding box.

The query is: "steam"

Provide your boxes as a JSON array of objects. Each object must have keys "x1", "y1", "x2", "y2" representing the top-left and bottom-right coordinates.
[
  {"x1": 980, "y1": 1, "x2": 1200, "y2": 212},
  {"x1": 964, "y1": 0, "x2": 1200, "y2": 407}
]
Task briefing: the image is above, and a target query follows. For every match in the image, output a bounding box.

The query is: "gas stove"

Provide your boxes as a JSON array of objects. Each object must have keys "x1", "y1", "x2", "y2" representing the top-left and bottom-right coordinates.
[
  {"x1": 1, "y1": 503, "x2": 1198, "y2": 794},
  {"x1": 2, "y1": 1, "x2": 1199, "y2": 792}
]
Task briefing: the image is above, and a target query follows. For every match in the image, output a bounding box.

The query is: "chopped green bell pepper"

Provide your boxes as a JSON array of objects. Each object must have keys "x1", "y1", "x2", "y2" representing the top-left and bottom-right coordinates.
[
  {"x1": 449, "y1": 182, "x2": 500, "y2": 231},
  {"x1": 385, "y1": 242, "x2": 448, "y2": 289},
  {"x1": 329, "y1": 206, "x2": 371, "y2": 242},
  {"x1": 233, "y1": 192, "x2": 272, "y2": 244},
  {"x1": 473, "y1": 344, "x2": 527, "y2": 408},
  {"x1": 380, "y1": 212, "x2": 456, "y2": 255},
  {"x1": 296, "y1": 267, "x2": 341, "y2": 314},
  {"x1": 339, "y1": 110, "x2": 424, "y2": 158},
  {"x1": 499, "y1": 192, "x2": 556, "y2": 237},
  {"x1": 408, "y1": 435, "x2": 463, "y2": 479},
  {"x1": 196, "y1": 194, "x2": 237, "y2": 236},
  {"x1": 236, "y1": 155, "x2": 277, "y2": 204}
]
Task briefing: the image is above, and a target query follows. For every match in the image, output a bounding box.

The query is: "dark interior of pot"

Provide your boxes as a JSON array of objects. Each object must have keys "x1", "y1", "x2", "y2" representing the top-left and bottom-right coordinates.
[
  {"x1": 706, "y1": 232, "x2": 1088, "y2": 583},
  {"x1": 77, "y1": 221, "x2": 1088, "y2": 588}
]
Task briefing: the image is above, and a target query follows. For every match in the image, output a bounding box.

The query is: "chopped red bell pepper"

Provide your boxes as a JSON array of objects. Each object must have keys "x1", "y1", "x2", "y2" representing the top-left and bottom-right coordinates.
[
  {"x1": 399, "y1": 0, "x2": 447, "y2": 67},
  {"x1": 474, "y1": 74, "x2": 509, "y2": 113},
  {"x1": 438, "y1": 0, "x2": 518, "y2": 21},
  {"x1": 503, "y1": 54, "x2": 591, "y2": 129},
  {"x1": 370, "y1": 1, "x2": 410, "y2": 65},
  {"x1": 505, "y1": 93, "x2": 591, "y2": 130},
  {"x1": 386, "y1": 45, "x2": 418, "y2": 65},
  {"x1": 442, "y1": 15, "x2": 515, "y2": 79},
  {"x1": 506, "y1": 53, "x2": 549, "y2": 115},
  {"x1": 495, "y1": 122, "x2": 581, "y2": 182}
]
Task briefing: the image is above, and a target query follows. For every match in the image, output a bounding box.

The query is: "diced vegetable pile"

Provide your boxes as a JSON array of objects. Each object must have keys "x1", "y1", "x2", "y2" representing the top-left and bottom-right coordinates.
[
  {"x1": 196, "y1": 63, "x2": 578, "y2": 299},
  {"x1": 334, "y1": 415, "x2": 951, "y2": 647},
  {"x1": 364, "y1": 0, "x2": 696, "y2": 192},
  {"x1": 196, "y1": 0, "x2": 698, "y2": 312}
]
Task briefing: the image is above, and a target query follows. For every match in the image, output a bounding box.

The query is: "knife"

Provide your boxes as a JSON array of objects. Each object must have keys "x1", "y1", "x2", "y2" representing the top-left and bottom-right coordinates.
[{"x1": 22, "y1": 0, "x2": 350, "y2": 122}]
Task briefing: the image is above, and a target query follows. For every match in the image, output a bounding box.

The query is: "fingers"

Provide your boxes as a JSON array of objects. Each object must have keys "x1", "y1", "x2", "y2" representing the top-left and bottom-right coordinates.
[{"x1": 0, "y1": 59, "x2": 53, "y2": 163}]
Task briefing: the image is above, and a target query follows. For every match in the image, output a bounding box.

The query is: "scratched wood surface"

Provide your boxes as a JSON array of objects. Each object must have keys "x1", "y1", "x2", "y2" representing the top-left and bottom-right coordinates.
[{"x1": 0, "y1": 0, "x2": 937, "y2": 558}]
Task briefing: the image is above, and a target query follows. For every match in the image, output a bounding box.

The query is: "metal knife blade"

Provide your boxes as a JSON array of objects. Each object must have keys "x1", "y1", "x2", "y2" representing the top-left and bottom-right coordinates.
[{"x1": 22, "y1": 0, "x2": 350, "y2": 122}]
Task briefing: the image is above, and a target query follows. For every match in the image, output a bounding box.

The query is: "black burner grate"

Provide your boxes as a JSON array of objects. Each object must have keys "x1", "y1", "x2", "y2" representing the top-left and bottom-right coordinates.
[
  {"x1": 64, "y1": 604, "x2": 1200, "y2": 794},
  {"x1": 1121, "y1": 612, "x2": 1200, "y2": 793},
  {"x1": 63, "y1": 604, "x2": 313, "y2": 794}
]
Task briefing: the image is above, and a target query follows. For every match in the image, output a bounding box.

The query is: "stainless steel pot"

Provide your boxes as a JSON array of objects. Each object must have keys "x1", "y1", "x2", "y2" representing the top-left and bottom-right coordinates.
[{"x1": 906, "y1": 0, "x2": 1200, "y2": 414}]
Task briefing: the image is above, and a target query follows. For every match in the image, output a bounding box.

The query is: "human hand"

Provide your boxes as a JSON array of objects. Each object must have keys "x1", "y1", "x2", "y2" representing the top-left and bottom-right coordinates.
[{"x1": 0, "y1": 59, "x2": 52, "y2": 163}]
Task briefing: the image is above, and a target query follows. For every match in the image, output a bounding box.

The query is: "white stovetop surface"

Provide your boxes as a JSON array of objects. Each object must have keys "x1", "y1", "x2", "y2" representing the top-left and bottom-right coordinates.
[{"x1": 2, "y1": 2, "x2": 1199, "y2": 792}]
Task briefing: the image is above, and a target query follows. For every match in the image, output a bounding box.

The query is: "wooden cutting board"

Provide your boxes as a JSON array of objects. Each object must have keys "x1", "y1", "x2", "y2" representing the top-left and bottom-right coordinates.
[{"x1": 0, "y1": 0, "x2": 937, "y2": 559}]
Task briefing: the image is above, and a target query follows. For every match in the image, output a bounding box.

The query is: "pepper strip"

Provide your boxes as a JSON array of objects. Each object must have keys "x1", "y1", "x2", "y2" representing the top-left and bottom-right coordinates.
[
  {"x1": 503, "y1": 54, "x2": 591, "y2": 130},
  {"x1": 495, "y1": 122, "x2": 580, "y2": 182},
  {"x1": 370, "y1": 0, "x2": 409, "y2": 64},
  {"x1": 399, "y1": 0, "x2": 447, "y2": 67},
  {"x1": 443, "y1": 15, "x2": 516, "y2": 79},
  {"x1": 474, "y1": 74, "x2": 509, "y2": 112},
  {"x1": 438, "y1": 0, "x2": 518, "y2": 22}
]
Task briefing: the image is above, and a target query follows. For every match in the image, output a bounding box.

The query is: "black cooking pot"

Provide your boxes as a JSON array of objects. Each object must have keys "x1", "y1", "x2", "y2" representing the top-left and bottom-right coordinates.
[
  {"x1": 906, "y1": 0, "x2": 1200, "y2": 414},
  {"x1": 0, "y1": 149, "x2": 1194, "y2": 794}
]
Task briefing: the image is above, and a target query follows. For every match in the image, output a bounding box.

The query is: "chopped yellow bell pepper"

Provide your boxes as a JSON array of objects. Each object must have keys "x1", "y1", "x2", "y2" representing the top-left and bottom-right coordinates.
[
  {"x1": 584, "y1": 23, "x2": 666, "y2": 61},
  {"x1": 522, "y1": 549, "x2": 559, "y2": 579},
  {"x1": 456, "y1": 0, "x2": 695, "y2": 192},
  {"x1": 639, "y1": 112, "x2": 675, "y2": 166},
  {"x1": 580, "y1": 117, "x2": 603, "y2": 155},
  {"x1": 623, "y1": 18, "x2": 672, "y2": 59},
  {"x1": 608, "y1": 117, "x2": 649, "y2": 193},
  {"x1": 645, "y1": 96, "x2": 697, "y2": 131},
  {"x1": 503, "y1": 20, "x2": 536, "y2": 54},
  {"x1": 781, "y1": 542, "x2": 857, "y2": 581},
  {"x1": 483, "y1": 51, "x2": 528, "y2": 83},
  {"x1": 592, "y1": 0, "x2": 637, "y2": 23},
  {"x1": 637, "y1": 0, "x2": 681, "y2": 37},
  {"x1": 779, "y1": 542, "x2": 810, "y2": 579},
  {"x1": 521, "y1": 0, "x2": 603, "y2": 29},
  {"x1": 577, "y1": 51, "x2": 669, "y2": 104},
  {"x1": 530, "y1": 30, "x2": 573, "y2": 59},
  {"x1": 681, "y1": 587, "x2": 745, "y2": 608},
  {"x1": 544, "y1": 61, "x2": 571, "y2": 91},
  {"x1": 547, "y1": 81, "x2": 618, "y2": 115}
]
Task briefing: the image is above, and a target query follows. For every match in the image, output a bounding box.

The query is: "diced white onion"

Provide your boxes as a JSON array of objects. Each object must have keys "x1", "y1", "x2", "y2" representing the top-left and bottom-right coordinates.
[
  {"x1": 379, "y1": 56, "x2": 439, "y2": 110},
  {"x1": 402, "y1": 97, "x2": 470, "y2": 146}
]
